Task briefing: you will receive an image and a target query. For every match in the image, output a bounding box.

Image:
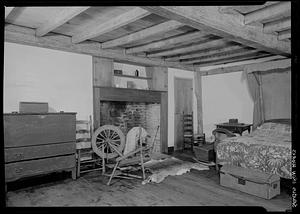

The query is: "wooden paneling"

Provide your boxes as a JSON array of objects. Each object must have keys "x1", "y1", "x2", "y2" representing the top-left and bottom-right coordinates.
[
  {"x1": 92, "y1": 56, "x2": 113, "y2": 130},
  {"x1": 145, "y1": 66, "x2": 168, "y2": 91},
  {"x1": 160, "y1": 92, "x2": 168, "y2": 154},
  {"x1": 93, "y1": 57, "x2": 114, "y2": 87},
  {"x1": 174, "y1": 77, "x2": 193, "y2": 151},
  {"x1": 93, "y1": 87, "x2": 101, "y2": 130},
  {"x1": 98, "y1": 87, "x2": 162, "y2": 103},
  {"x1": 194, "y1": 71, "x2": 203, "y2": 134},
  {"x1": 5, "y1": 142, "x2": 75, "y2": 163},
  {"x1": 5, "y1": 155, "x2": 76, "y2": 182},
  {"x1": 4, "y1": 113, "x2": 76, "y2": 148}
]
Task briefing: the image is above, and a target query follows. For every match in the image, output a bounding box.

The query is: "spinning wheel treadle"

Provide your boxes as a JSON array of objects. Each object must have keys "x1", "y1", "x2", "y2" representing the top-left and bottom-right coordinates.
[{"x1": 91, "y1": 125, "x2": 125, "y2": 159}]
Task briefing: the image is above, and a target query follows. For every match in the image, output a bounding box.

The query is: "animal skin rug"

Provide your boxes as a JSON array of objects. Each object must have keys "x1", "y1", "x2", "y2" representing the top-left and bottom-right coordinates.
[{"x1": 142, "y1": 157, "x2": 209, "y2": 184}]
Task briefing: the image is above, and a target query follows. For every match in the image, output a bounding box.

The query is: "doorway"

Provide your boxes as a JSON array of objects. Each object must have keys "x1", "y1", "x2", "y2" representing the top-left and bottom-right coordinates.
[{"x1": 174, "y1": 77, "x2": 193, "y2": 151}]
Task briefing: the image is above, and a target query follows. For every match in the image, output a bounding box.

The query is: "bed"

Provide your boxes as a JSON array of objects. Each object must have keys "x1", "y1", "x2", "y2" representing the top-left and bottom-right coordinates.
[{"x1": 213, "y1": 119, "x2": 291, "y2": 179}]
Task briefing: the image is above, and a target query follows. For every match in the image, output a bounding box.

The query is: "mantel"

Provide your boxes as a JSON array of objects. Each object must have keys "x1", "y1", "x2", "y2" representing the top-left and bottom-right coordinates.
[{"x1": 95, "y1": 86, "x2": 166, "y2": 103}]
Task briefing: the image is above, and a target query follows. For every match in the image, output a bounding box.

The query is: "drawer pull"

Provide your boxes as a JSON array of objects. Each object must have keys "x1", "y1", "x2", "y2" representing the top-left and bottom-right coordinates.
[
  {"x1": 14, "y1": 153, "x2": 23, "y2": 160},
  {"x1": 15, "y1": 168, "x2": 23, "y2": 173}
]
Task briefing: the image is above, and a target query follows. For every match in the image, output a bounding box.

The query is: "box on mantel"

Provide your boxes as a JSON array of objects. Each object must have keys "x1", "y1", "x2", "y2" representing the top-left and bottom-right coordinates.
[{"x1": 220, "y1": 164, "x2": 280, "y2": 199}]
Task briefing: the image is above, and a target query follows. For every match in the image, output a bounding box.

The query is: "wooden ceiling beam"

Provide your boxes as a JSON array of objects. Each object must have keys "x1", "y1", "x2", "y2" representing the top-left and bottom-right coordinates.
[
  {"x1": 147, "y1": 39, "x2": 229, "y2": 58},
  {"x1": 36, "y1": 7, "x2": 90, "y2": 37},
  {"x1": 5, "y1": 7, "x2": 14, "y2": 19},
  {"x1": 5, "y1": 24, "x2": 195, "y2": 71},
  {"x1": 199, "y1": 57, "x2": 289, "y2": 76},
  {"x1": 194, "y1": 52, "x2": 271, "y2": 67},
  {"x1": 263, "y1": 18, "x2": 291, "y2": 34},
  {"x1": 278, "y1": 29, "x2": 291, "y2": 40},
  {"x1": 141, "y1": 6, "x2": 290, "y2": 56},
  {"x1": 126, "y1": 31, "x2": 209, "y2": 54},
  {"x1": 181, "y1": 49, "x2": 259, "y2": 64},
  {"x1": 244, "y1": 2, "x2": 291, "y2": 25},
  {"x1": 72, "y1": 7, "x2": 151, "y2": 44},
  {"x1": 219, "y1": 2, "x2": 279, "y2": 15},
  {"x1": 101, "y1": 20, "x2": 185, "y2": 49},
  {"x1": 165, "y1": 45, "x2": 244, "y2": 61}
]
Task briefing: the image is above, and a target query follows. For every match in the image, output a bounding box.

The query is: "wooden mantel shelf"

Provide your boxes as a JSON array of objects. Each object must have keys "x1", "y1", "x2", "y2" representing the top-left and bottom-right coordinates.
[
  {"x1": 114, "y1": 73, "x2": 151, "y2": 80},
  {"x1": 95, "y1": 86, "x2": 166, "y2": 103}
]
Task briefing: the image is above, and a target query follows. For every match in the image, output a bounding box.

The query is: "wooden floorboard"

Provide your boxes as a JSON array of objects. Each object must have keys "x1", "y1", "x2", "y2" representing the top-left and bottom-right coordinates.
[{"x1": 5, "y1": 165, "x2": 291, "y2": 211}]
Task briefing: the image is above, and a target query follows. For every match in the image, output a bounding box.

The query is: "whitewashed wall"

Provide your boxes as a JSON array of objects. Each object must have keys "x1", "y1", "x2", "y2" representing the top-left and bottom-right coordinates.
[
  {"x1": 202, "y1": 71, "x2": 254, "y2": 137},
  {"x1": 4, "y1": 42, "x2": 93, "y2": 120}
]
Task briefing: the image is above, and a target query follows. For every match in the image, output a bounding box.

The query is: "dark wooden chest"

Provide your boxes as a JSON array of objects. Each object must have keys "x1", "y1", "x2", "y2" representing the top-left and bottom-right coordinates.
[
  {"x1": 193, "y1": 143, "x2": 215, "y2": 162},
  {"x1": 4, "y1": 112, "x2": 77, "y2": 188}
]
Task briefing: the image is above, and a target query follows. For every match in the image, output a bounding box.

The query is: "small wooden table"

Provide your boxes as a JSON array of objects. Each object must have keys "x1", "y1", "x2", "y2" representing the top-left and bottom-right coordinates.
[{"x1": 215, "y1": 123, "x2": 252, "y2": 136}]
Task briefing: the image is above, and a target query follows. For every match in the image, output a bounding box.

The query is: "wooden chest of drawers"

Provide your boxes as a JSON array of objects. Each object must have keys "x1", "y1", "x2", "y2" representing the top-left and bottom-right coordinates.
[{"x1": 4, "y1": 112, "x2": 77, "y2": 188}]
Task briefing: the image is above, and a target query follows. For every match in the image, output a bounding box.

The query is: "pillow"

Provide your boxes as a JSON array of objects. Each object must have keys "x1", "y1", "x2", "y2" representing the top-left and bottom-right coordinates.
[{"x1": 257, "y1": 122, "x2": 291, "y2": 134}]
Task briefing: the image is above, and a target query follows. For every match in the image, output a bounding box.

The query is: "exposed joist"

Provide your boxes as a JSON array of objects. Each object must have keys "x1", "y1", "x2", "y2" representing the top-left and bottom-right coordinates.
[
  {"x1": 165, "y1": 45, "x2": 244, "y2": 61},
  {"x1": 147, "y1": 39, "x2": 229, "y2": 58},
  {"x1": 126, "y1": 31, "x2": 209, "y2": 54},
  {"x1": 101, "y1": 20, "x2": 185, "y2": 49},
  {"x1": 194, "y1": 52, "x2": 271, "y2": 67},
  {"x1": 72, "y1": 7, "x2": 151, "y2": 44},
  {"x1": 278, "y1": 29, "x2": 291, "y2": 41},
  {"x1": 181, "y1": 49, "x2": 259, "y2": 65},
  {"x1": 5, "y1": 7, "x2": 14, "y2": 19},
  {"x1": 263, "y1": 18, "x2": 291, "y2": 34},
  {"x1": 219, "y1": 2, "x2": 279, "y2": 15},
  {"x1": 199, "y1": 57, "x2": 289, "y2": 76},
  {"x1": 36, "y1": 7, "x2": 90, "y2": 37},
  {"x1": 142, "y1": 6, "x2": 290, "y2": 56},
  {"x1": 5, "y1": 24, "x2": 194, "y2": 71},
  {"x1": 244, "y1": 2, "x2": 291, "y2": 25}
]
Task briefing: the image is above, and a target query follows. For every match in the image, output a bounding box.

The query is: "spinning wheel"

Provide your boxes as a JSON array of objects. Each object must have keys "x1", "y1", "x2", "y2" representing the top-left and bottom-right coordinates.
[{"x1": 91, "y1": 125, "x2": 125, "y2": 159}]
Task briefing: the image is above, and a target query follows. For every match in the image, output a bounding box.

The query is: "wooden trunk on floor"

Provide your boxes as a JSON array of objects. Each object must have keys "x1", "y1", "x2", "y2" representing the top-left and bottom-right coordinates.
[
  {"x1": 4, "y1": 113, "x2": 77, "y2": 185},
  {"x1": 193, "y1": 144, "x2": 215, "y2": 162},
  {"x1": 220, "y1": 164, "x2": 280, "y2": 199}
]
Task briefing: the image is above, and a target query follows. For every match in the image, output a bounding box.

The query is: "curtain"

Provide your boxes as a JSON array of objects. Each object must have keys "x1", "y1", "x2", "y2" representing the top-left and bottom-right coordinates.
[{"x1": 245, "y1": 72, "x2": 264, "y2": 129}]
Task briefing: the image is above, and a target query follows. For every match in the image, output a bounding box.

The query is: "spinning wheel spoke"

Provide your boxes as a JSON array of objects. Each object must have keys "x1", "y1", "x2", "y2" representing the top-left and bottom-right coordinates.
[
  {"x1": 91, "y1": 125, "x2": 125, "y2": 159},
  {"x1": 105, "y1": 129, "x2": 110, "y2": 138},
  {"x1": 99, "y1": 132, "x2": 106, "y2": 139},
  {"x1": 96, "y1": 135, "x2": 105, "y2": 140},
  {"x1": 108, "y1": 142, "x2": 123, "y2": 156},
  {"x1": 109, "y1": 141, "x2": 120, "y2": 147},
  {"x1": 107, "y1": 129, "x2": 111, "y2": 138},
  {"x1": 102, "y1": 130, "x2": 108, "y2": 139},
  {"x1": 96, "y1": 141, "x2": 105, "y2": 148},
  {"x1": 97, "y1": 143, "x2": 106, "y2": 150},
  {"x1": 96, "y1": 138, "x2": 105, "y2": 142},
  {"x1": 110, "y1": 131, "x2": 118, "y2": 139}
]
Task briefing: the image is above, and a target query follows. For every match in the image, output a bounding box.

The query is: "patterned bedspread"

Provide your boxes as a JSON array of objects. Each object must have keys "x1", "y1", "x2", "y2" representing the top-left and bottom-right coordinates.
[{"x1": 216, "y1": 122, "x2": 292, "y2": 179}]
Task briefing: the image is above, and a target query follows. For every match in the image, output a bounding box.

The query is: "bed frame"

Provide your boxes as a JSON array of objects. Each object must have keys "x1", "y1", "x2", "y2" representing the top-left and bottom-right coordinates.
[{"x1": 262, "y1": 118, "x2": 291, "y2": 125}]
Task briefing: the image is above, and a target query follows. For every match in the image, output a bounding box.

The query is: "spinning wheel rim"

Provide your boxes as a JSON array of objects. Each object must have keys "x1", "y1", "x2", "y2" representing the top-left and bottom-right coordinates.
[{"x1": 92, "y1": 125, "x2": 125, "y2": 159}]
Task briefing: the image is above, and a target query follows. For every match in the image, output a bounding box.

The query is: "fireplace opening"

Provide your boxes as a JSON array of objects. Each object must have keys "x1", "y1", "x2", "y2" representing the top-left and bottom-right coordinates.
[{"x1": 100, "y1": 101, "x2": 161, "y2": 153}]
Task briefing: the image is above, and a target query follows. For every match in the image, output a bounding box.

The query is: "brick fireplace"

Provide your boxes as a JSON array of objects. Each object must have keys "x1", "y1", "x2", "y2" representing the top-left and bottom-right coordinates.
[
  {"x1": 94, "y1": 87, "x2": 168, "y2": 154},
  {"x1": 100, "y1": 101, "x2": 161, "y2": 153}
]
